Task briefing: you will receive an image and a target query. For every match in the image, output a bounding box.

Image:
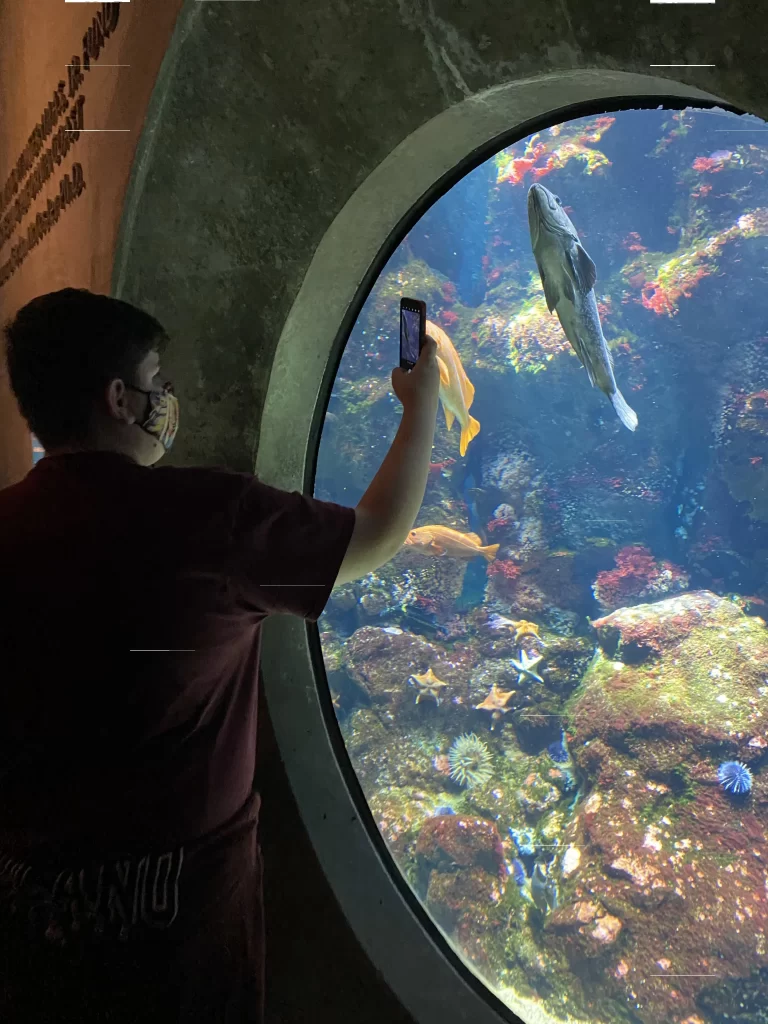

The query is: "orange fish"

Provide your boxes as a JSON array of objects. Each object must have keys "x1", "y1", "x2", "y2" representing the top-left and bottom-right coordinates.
[
  {"x1": 404, "y1": 525, "x2": 500, "y2": 562},
  {"x1": 426, "y1": 320, "x2": 480, "y2": 457}
]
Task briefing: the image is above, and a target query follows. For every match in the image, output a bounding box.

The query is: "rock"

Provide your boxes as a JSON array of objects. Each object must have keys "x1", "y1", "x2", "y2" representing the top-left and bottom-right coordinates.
[
  {"x1": 606, "y1": 853, "x2": 661, "y2": 888},
  {"x1": 578, "y1": 591, "x2": 768, "y2": 757},
  {"x1": 425, "y1": 867, "x2": 499, "y2": 930},
  {"x1": 591, "y1": 588, "x2": 743, "y2": 662},
  {"x1": 415, "y1": 815, "x2": 505, "y2": 878},
  {"x1": 359, "y1": 590, "x2": 390, "y2": 616},
  {"x1": 590, "y1": 913, "x2": 623, "y2": 945},
  {"x1": 547, "y1": 900, "x2": 624, "y2": 958},
  {"x1": 415, "y1": 815, "x2": 508, "y2": 980},
  {"x1": 517, "y1": 772, "x2": 561, "y2": 819},
  {"x1": 342, "y1": 626, "x2": 472, "y2": 725},
  {"x1": 544, "y1": 589, "x2": 768, "y2": 1022},
  {"x1": 561, "y1": 845, "x2": 581, "y2": 878}
]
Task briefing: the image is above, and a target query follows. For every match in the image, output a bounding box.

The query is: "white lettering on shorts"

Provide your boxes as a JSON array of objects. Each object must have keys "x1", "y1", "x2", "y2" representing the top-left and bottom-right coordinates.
[{"x1": 0, "y1": 846, "x2": 185, "y2": 944}]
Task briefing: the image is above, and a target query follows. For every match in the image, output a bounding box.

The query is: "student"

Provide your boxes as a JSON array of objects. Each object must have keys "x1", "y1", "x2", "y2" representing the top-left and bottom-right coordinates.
[{"x1": 0, "y1": 288, "x2": 439, "y2": 1023}]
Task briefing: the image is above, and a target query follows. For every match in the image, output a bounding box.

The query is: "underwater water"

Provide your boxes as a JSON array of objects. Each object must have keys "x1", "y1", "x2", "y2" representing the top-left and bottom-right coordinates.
[
  {"x1": 31, "y1": 434, "x2": 44, "y2": 465},
  {"x1": 315, "y1": 105, "x2": 768, "y2": 1024}
]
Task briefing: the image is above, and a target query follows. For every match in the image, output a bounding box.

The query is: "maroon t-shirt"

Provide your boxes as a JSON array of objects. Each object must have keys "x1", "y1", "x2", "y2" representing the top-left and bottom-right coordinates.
[{"x1": 0, "y1": 451, "x2": 356, "y2": 1022}]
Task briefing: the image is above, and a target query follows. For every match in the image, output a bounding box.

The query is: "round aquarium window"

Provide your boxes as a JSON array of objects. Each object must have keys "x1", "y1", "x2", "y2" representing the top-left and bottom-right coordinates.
[{"x1": 314, "y1": 104, "x2": 768, "y2": 1024}]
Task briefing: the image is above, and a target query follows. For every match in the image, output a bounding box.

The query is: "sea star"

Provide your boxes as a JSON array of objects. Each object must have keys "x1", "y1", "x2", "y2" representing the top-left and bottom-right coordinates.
[
  {"x1": 487, "y1": 614, "x2": 545, "y2": 645},
  {"x1": 511, "y1": 650, "x2": 544, "y2": 685},
  {"x1": 410, "y1": 667, "x2": 449, "y2": 705},
  {"x1": 513, "y1": 620, "x2": 544, "y2": 645},
  {"x1": 475, "y1": 683, "x2": 516, "y2": 729}
]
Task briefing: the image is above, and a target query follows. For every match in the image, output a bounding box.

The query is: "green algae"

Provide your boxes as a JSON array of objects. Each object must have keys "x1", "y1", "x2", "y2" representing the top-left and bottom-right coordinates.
[{"x1": 571, "y1": 609, "x2": 767, "y2": 739}]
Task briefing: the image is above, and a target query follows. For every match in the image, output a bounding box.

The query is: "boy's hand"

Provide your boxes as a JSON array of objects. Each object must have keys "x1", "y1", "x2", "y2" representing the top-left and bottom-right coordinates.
[{"x1": 391, "y1": 335, "x2": 439, "y2": 411}]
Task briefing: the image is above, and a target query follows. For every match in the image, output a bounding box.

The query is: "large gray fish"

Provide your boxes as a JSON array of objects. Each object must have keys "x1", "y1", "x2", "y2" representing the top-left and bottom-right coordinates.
[{"x1": 527, "y1": 183, "x2": 638, "y2": 432}]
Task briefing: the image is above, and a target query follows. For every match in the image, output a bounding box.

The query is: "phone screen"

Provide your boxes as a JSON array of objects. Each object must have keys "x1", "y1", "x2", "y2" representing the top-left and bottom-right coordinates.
[{"x1": 400, "y1": 308, "x2": 422, "y2": 365}]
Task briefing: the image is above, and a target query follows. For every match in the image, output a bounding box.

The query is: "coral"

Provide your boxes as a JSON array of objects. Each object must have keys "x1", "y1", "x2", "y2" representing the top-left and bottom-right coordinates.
[
  {"x1": 486, "y1": 449, "x2": 538, "y2": 496},
  {"x1": 487, "y1": 559, "x2": 526, "y2": 605},
  {"x1": 441, "y1": 280, "x2": 457, "y2": 304},
  {"x1": 717, "y1": 760, "x2": 753, "y2": 795},
  {"x1": 740, "y1": 389, "x2": 768, "y2": 429},
  {"x1": 487, "y1": 559, "x2": 522, "y2": 584},
  {"x1": 448, "y1": 733, "x2": 494, "y2": 789},
  {"x1": 592, "y1": 544, "x2": 689, "y2": 612}
]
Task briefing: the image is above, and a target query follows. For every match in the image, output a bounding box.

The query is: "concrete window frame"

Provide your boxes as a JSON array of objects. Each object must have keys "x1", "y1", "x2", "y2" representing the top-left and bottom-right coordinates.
[{"x1": 257, "y1": 71, "x2": 732, "y2": 1024}]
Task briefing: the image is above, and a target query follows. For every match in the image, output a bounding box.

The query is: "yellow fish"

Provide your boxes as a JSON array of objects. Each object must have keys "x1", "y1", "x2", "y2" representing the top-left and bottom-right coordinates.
[
  {"x1": 404, "y1": 525, "x2": 500, "y2": 562},
  {"x1": 426, "y1": 319, "x2": 480, "y2": 457}
]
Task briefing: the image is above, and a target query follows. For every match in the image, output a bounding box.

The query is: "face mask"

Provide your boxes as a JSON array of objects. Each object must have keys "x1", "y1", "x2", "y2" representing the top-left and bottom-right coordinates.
[{"x1": 125, "y1": 381, "x2": 179, "y2": 452}]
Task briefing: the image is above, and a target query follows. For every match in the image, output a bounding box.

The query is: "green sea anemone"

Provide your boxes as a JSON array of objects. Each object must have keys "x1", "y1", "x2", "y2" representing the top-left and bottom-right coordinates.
[{"x1": 448, "y1": 733, "x2": 494, "y2": 789}]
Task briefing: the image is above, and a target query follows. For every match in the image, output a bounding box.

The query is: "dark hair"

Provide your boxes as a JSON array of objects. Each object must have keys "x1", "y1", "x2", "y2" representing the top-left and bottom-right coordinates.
[{"x1": 3, "y1": 288, "x2": 169, "y2": 450}]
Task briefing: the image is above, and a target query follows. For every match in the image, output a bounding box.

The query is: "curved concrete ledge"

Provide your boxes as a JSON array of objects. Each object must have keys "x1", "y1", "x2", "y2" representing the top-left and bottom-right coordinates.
[{"x1": 257, "y1": 71, "x2": 731, "y2": 1024}]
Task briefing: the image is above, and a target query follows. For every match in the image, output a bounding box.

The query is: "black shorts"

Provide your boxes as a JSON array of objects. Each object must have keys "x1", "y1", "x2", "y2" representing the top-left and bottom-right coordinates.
[{"x1": 0, "y1": 797, "x2": 264, "y2": 1024}]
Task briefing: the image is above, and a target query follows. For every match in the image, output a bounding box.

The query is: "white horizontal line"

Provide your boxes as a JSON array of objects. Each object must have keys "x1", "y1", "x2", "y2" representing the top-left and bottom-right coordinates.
[
  {"x1": 129, "y1": 649, "x2": 196, "y2": 652},
  {"x1": 64, "y1": 129, "x2": 131, "y2": 132}
]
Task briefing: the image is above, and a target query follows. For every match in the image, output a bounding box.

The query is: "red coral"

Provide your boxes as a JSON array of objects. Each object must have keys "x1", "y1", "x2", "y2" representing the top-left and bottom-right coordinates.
[
  {"x1": 487, "y1": 559, "x2": 521, "y2": 582},
  {"x1": 486, "y1": 516, "x2": 514, "y2": 533},
  {"x1": 441, "y1": 281, "x2": 457, "y2": 304},
  {"x1": 441, "y1": 309, "x2": 459, "y2": 327},
  {"x1": 593, "y1": 545, "x2": 688, "y2": 612},
  {"x1": 487, "y1": 559, "x2": 523, "y2": 604}
]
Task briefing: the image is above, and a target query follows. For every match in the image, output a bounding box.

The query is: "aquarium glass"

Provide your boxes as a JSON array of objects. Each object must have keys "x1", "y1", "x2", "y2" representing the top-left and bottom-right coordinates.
[
  {"x1": 31, "y1": 434, "x2": 45, "y2": 465},
  {"x1": 315, "y1": 106, "x2": 768, "y2": 1024}
]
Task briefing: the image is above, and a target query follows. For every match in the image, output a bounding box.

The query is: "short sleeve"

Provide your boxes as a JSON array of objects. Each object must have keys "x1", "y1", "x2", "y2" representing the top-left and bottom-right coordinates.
[{"x1": 229, "y1": 476, "x2": 356, "y2": 621}]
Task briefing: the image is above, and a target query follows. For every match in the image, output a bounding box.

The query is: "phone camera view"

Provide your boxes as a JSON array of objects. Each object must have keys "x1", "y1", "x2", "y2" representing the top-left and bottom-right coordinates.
[{"x1": 401, "y1": 309, "x2": 421, "y2": 364}]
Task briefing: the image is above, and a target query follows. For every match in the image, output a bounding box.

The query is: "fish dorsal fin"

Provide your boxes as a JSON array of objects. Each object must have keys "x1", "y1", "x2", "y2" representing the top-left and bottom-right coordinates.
[
  {"x1": 465, "y1": 532, "x2": 482, "y2": 544},
  {"x1": 436, "y1": 355, "x2": 450, "y2": 387},
  {"x1": 569, "y1": 244, "x2": 597, "y2": 294}
]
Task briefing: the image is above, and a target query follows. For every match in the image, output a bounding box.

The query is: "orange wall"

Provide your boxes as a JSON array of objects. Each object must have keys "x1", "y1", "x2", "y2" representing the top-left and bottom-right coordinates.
[{"x1": 0, "y1": 0, "x2": 184, "y2": 489}]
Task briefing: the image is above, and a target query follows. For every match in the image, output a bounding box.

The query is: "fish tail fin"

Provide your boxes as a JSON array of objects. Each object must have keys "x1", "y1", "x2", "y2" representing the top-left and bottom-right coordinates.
[
  {"x1": 482, "y1": 543, "x2": 501, "y2": 562},
  {"x1": 460, "y1": 415, "x2": 481, "y2": 457},
  {"x1": 610, "y1": 389, "x2": 638, "y2": 432}
]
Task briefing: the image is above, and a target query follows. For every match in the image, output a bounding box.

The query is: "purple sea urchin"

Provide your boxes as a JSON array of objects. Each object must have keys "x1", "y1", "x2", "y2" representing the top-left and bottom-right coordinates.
[{"x1": 717, "y1": 760, "x2": 753, "y2": 795}]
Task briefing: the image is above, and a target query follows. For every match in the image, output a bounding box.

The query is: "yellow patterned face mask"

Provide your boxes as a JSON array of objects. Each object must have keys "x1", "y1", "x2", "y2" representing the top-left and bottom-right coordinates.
[{"x1": 126, "y1": 382, "x2": 179, "y2": 451}]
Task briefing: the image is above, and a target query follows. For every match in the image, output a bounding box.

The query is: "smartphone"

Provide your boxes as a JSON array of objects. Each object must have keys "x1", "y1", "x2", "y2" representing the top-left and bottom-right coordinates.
[{"x1": 400, "y1": 297, "x2": 427, "y2": 371}]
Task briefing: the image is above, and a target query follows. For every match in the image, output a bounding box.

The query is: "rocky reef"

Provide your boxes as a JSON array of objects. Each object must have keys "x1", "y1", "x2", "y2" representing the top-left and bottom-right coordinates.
[{"x1": 325, "y1": 590, "x2": 768, "y2": 1024}]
